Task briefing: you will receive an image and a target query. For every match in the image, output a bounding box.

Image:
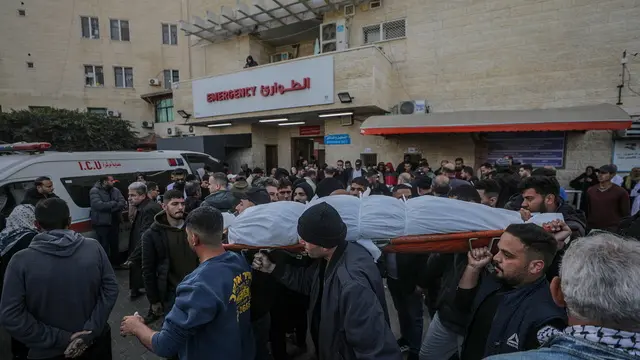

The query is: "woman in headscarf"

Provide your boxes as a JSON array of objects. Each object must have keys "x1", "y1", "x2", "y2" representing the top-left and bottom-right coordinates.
[{"x1": 0, "y1": 204, "x2": 38, "y2": 360}]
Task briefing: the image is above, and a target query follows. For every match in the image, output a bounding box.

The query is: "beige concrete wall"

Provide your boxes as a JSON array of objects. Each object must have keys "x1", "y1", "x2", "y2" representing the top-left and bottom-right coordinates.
[{"x1": 0, "y1": 0, "x2": 189, "y2": 133}]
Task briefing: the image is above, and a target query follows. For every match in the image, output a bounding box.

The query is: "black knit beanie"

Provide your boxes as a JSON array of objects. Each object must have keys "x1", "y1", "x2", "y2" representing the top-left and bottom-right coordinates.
[
  {"x1": 294, "y1": 181, "x2": 314, "y2": 200},
  {"x1": 297, "y1": 202, "x2": 347, "y2": 248}
]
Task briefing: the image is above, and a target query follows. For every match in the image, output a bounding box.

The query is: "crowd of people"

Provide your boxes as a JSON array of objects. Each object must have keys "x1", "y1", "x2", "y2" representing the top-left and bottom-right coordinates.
[{"x1": 0, "y1": 154, "x2": 639, "y2": 360}]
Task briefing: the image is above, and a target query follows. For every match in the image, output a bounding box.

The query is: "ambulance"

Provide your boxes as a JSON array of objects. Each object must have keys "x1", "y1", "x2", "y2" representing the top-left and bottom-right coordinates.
[{"x1": 0, "y1": 142, "x2": 223, "y2": 251}]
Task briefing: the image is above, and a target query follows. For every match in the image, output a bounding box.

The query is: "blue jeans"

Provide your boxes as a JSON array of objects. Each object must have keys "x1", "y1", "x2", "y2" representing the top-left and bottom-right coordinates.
[
  {"x1": 419, "y1": 312, "x2": 463, "y2": 360},
  {"x1": 387, "y1": 278, "x2": 424, "y2": 356}
]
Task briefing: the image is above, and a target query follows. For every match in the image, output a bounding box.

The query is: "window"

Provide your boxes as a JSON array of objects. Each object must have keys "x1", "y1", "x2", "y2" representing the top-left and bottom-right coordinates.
[
  {"x1": 162, "y1": 24, "x2": 178, "y2": 45},
  {"x1": 114, "y1": 66, "x2": 133, "y2": 88},
  {"x1": 363, "y1": 19, "x2": 406, "y2": 44},
  {"x1": 81, "y1": 16, "x2": 100, "y2": 39},
  {"x1": 155, "y1": 99, "x2": 174, "y2": 123},
  {"x1": 360, "y1": 153, "x2": 378, "y2": 168},
  {"x1": 110, "y1": 19, "x2": 130, "y2": 41},
  {"x1": 87, "y1": 107, "x2": 108, "y2": 115},
  {"x1": 84, "y1": 65, "x2": 104, "y2": 87},
  {"x1": 61, "y1": 171, "x2": 175, "y2": 208},
  {"x1": 163, "y1": 69, "x2": 179, "y2": 89},
  {"x1": 0, "y1": 181, "x2": 33, "y2": 217}
]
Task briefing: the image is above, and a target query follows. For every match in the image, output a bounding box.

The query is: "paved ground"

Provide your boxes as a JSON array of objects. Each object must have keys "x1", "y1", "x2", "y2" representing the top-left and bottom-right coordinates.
[{"x1": 1, "y1": 269, "x2": 430, "y2": 360}]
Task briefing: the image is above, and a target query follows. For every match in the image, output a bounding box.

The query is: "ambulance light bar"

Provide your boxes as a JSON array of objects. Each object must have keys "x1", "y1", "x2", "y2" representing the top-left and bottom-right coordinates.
[{"x1": 0, "y1": 142, "x2": 52, "y2": 152}]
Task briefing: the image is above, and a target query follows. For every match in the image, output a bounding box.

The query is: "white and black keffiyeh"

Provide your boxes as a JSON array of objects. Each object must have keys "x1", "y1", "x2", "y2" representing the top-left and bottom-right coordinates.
[{"x1": 538, "y1": 325, "x2": 640, "y2": 356}]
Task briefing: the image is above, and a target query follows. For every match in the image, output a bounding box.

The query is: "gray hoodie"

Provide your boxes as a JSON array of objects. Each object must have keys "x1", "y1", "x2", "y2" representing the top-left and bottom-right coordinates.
[{"x1": 0, "y1": 229, "x2": 118, "y2": 359}]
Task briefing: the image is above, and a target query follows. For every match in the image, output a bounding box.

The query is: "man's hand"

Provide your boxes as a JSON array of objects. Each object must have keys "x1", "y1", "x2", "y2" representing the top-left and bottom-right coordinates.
[
  {"x1": 519, "y1": 208, "x2": 532, "y2": 221},
  {"x1": 543, "y1": 220, "x2": 572, "y2": 249},
  {"x1": 252, "y1": 253, "x2": 276, "y2": 273},
  {"x1": 150, "y1": 302, "x2": 163, "y2": 316},
  {"x1": 467, "y1": 247, "x2": 493, "y2": 271},
  {"x1": 64, "y1": 330, "x2": 92, "y2": 358},
  {"x1": 120, "y1": 313, "x2": 145, "y2": 336}
]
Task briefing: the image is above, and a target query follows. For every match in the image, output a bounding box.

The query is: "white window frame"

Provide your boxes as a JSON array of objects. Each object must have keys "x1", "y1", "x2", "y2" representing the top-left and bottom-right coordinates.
[
  {"x1": 163, "y1": 69, "x2": 179, "y2": 89},
  {"x1": 114, "y1": 66, "x2": 134, "y2": 88},
  {"x1": 110, "y1": 19, "x2": 130, "y2": 41},
  {"x1": 80, "y1": 16, "x2": 100, "y2": 39},
  {"x1": 84, "y1": 65, "x2": 104, "y2": 87},
  {"x1": 162, "y1": 24, "x2": 178, "y2": 45},
  {"x1": 362, "y1": 18, "x2": 407, "y2": 45}
]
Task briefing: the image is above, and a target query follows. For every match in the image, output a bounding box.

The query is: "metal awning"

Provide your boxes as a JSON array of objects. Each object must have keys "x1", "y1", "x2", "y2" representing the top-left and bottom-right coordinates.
[
  {"x1": 360, "y1": 104, "x2": 633, "y2": 135},
  {"x1": 140, "y1": 89, "x2": 172, "y2": 104},
  {"x1": 180, "y1": 0, "x2": 361, "y2": 43}
]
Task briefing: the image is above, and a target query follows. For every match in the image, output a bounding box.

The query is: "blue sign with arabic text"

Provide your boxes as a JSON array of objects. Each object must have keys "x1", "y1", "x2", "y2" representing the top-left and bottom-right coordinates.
[
  {"x1": 324, "y1": 134, "x2": 351, "y2": 145},
  {"x1": 486, "y1": 132, "x2": 566, "y2": 168}
]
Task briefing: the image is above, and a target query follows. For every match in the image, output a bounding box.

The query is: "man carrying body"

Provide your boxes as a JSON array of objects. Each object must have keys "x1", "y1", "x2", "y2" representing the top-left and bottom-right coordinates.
[
  {"x1": 456, "y1": 223, "x2": 567, "y2": 360},
  {"x1": 485, "y1": 233, "x2": 640, "y2": 360},
  {"x1": 1, "y1": 198, "x2": 118, "y2": 360},
  {"x1": 122, "y1": 206, "x2": 254, "y2": 360},
  {"x1": 142, "y1": 190, "x2": 198, "y2": 322},
  {"x1": 253, "y1": 202, "x2": 402, "y2": 360}
]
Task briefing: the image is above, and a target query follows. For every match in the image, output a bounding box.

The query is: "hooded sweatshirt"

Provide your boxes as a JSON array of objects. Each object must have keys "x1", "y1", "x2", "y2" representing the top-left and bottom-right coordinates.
[{"x1": 0, "y1": 229, "x2": 118, "y2": 359}]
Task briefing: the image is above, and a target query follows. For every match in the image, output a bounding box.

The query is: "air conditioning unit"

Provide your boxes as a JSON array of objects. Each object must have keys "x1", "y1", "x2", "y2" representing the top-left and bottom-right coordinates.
[
  {"x1": 141, "y1": 121, "x2": 154, "y2": 129},
  {"x1": 167, "y1": 126, "x2": 183, "y2": 137},
  {"x1": 340, "y1": 116, "x2": 354, "y2": 126},
  {"x1": 398, "y1": 100, "x2": 430, "y2": 115},
  {"x1": 344, "y1": 4, "x2": 355, "y2": 16},
  {"x1": 107, "y1": 109, "x2": 120, "y2": 117},
  {"x1": 149, "y1": 78, "x2": 161, "y2": 86},
  {"x1": 320, "y1": 19, "x2": 349, "y2": 53},
  {"x1": 369, "y1": 0, "x2": 382, "y2": 9},
  {"x1": 270, "y1": 52, "x2": 292, "y2": 63}
]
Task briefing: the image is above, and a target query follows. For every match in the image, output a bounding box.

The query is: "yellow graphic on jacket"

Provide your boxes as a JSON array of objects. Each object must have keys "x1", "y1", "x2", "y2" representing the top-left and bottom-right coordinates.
[{"x1": 229, "y1": 271, "x2": 252, "y2": 321}]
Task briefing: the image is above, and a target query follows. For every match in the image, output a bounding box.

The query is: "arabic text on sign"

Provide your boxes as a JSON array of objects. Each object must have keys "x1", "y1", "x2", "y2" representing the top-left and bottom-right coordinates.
[
  {"x1": 78, "y1": 161, "x2": 122, "y2": 171},
  {"x1": 205, "y1": 78, "x2": 311, "y2": 103}
]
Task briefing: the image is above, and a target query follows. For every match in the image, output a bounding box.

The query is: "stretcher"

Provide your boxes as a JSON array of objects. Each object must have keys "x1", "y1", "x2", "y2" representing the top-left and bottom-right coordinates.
[{"x1": 222, "y1": 229, "x2": 503, "y2": 254}]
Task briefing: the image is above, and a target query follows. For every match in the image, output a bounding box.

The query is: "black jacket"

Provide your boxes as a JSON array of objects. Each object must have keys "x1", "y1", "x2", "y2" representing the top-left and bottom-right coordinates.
[
  {"x1": 184, "y1": 197, "x2": 202, "y2": 213},
  {"x1": 272, "y1": 242, "x2": 402, "y2": 360},
  {"x1": 141, "y1": 211, "x2": 197, "y2": 305},
  {"x1": 417, "y1": 253, "x2": 469, "y2": 335},
  {"x1": 201, "y1": 190, "x2": 236, "y2": 212},
  {"x1": 128, "y1": 198, "x2": 162, "y2": 263},
  {"x1": 89, "y1": 183, "x2": 126, "y2": 226},
  {"x1": 20, "y1": 188, "x2": 58, "y2": 207}
]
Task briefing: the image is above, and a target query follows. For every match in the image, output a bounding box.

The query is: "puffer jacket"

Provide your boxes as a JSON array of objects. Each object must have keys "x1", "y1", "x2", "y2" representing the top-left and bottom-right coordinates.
[
  {"x1": 201, "y1": 190, "x2": 237, "y2": 212},
  {"x1": 89, "y1": 183, "x2": 126, "y2": 226}
]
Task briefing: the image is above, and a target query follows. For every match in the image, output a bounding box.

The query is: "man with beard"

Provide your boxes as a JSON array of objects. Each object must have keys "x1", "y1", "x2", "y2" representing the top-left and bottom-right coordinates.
[
  {"x1": 21, "y1": 176, "x2": 58, "y2": 206},
  {"x1": 89, "y1": 175, "x2": 126, "y2": 266},
  {"x1": 518, "y1": 176, "x2": 586, "y2": 281},
  {"x1": 125, "y1": 182, "x2": 162, "y2": 300},
  {"x1": 460, "y1": 166, "x2": 478, "y2": 185},
  {"x1": 479, "y1": 163, "x2": 494, "y2": 180},
  {"x1": 252, "y1": 202, "x2": 402, "y2": 360},
  {"x1": 455, "y1": 223, "x2": 567, "y2": 360},
  {"x1": 166, "y1": 169, "x2": 187, "y2": 193},
  {"x1": 293, "y1": 182, "x2": 314, "y2": 204},
  {"x1": 142, "y1": 190, "x2": 198, "y2": 323}
]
